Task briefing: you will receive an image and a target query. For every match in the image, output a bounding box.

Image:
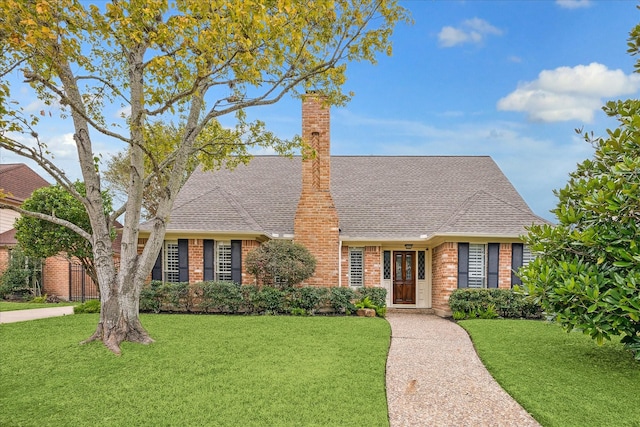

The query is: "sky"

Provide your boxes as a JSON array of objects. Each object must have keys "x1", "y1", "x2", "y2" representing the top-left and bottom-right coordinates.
[{"x1": 1, "y1": 0, "x2": 639, "y2": 222}]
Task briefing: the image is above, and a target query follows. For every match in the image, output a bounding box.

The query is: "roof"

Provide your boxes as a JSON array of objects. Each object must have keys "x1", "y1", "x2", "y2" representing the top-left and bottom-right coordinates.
[
  {"x1": 153, "y1": 156, "x2": 550, "y2": 241},
  {"x1": 0, "y1": 163, "x2": 50, "y2": 203}
]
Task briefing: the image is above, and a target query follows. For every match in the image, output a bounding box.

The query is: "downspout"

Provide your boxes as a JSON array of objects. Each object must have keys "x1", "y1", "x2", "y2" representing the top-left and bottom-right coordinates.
[{"x1": 338, "y1": 239, "x2": 342, "y2": 287}]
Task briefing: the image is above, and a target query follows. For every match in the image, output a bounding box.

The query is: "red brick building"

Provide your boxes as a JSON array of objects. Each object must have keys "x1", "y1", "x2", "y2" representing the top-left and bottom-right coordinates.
[{"x1": 140, "y1": 94, "x2": 548, "y2": 316}]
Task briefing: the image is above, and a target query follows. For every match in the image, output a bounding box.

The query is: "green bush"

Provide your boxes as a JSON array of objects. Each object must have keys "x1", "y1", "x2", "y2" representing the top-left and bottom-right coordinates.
[
  {"x1": 139, "y1": 281, "x2": 165, "y2": 313},
  {"x1": 245, "y1": 240, "x2": 316, "y2": 288},
  {"x1": 137, "y1": 281, "x2": 388, "y2": 317},
  {"x1": 288, "y1": 286, "x2": 328, "y2": 314},
  {"x1": 329, "y1": 287, "x2": 356, "y2": 314},
  {"x1": 449, "y1": 288, "x2": 541, "y2": 319},
  {"x1": 198, "y1": 281, "x2": 243, "y2": 313},
  {"x1": 355, "y1": 287, "x2": 386, "y2": 308},
  {"x1": 74, "y1": 299, "x2": 100, "y2": 313}
]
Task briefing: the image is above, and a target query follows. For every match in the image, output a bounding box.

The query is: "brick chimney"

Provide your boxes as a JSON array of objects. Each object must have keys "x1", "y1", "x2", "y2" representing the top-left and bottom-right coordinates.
[{"x1": 294, "y1": 93, "x2": 340, "y2": 287}]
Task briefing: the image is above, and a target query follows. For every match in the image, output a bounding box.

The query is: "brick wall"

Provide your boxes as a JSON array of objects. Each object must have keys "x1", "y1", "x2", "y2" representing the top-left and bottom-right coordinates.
[
  {"x1": 431, "y1": 242, "x2": 458, "y2": 316},
  {"x1": 499, "y1": 243, "x2": 513, "y2": 289},
  {"x1": 43, "y1": 255, "x2": 71, "y2": 300},
  {"x1": 188, "y1": 239, "x2": 204, "y2": 283},
  {"x1": 364, "y1": 246, "x2": 381, "y2": 287},
  {"x1": 294, "y1": 93, "x2": 340, "y2": 287},
  {"x1": 0, "y1": 247, "x2": 8, "y2": 274},
  {"x1": 242, "y1": 239, "x2": 260, "y2": 285}
]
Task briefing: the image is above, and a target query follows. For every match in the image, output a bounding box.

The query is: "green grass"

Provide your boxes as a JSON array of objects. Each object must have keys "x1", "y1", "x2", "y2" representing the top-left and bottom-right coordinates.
[
  {"x1": 0, "y1": 314, "x2": 390, "y2": 426},
  {"x1": 460, "y1": 319, "x2": 640, "y2": 427},
  {"x1": 0, "y1": 301, "x2": 77, "y2": 311}
]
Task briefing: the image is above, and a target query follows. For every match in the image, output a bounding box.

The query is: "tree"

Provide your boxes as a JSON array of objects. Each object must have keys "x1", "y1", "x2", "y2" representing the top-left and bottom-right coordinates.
[
  {"x1": 245, "y1": 240, "x2": 316, "y2": 288},
  {"x1": 520, "y1": 98, "x2": 640, "y2": 360},
  {"x1": 14, "y1": 182, "x2": 113, "y2": 286},
  {"x1": 0, "y1": 0, "x2": 408, "y2": 353}
]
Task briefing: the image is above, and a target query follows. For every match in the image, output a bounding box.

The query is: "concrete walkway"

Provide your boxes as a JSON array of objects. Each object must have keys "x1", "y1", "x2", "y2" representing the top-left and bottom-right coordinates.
[
  {"x1": 0, "y1": 306, "x2": 74, "y2": 324},
  {"x1": 386, "y1": 312, "x2": 540, "y2": 427}
]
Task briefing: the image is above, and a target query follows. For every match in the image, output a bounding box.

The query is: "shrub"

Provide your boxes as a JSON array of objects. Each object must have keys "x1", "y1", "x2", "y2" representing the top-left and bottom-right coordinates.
[
  {"x1": 288, "y1": 286, "x2": 328, "y2": 314},
  {"x1": 0, "y1": 246, "x2": 41, "y2": 299},
  {"x1": 74, "y1": 299, "x2": 100, "y2": 313},
  {"x1": 164, "y1": 282, "x2": 193, "y2": 312},
  {"x1": 449, "y1": 288, "x2": 541, "y2": 319},
  {"x1": 329, "y1": 287, "x2": 356, "y2": 314},
  {"x1": 198, "y1": 281, "x2": 243, "y2": 313},
  {"x1": 253, "y1": 286, "x2": 286, "y2": 314},
  {"x1": 30, "y1": 295, "x2": 48, "y2": 304},
  {"x1": 356, "y1": 287, "x2": 386, "y2": 308},
  {"x1": 245, "y1": 240, "x2": 316, "y2": 288},
  {"x1": 139, "y1": 281, "x2": 165, "y2": 313}
]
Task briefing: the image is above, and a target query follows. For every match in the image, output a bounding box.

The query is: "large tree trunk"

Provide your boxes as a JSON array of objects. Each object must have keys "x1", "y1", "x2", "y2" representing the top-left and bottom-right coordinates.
[{"x1": 82, "y1": 276, "x2": 154, "y2": 355}]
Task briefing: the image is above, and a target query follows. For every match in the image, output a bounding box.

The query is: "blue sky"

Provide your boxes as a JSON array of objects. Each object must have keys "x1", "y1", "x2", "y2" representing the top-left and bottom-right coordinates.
[{"x1": 2, "y1": 0, "x2": 639, "y2": 222}]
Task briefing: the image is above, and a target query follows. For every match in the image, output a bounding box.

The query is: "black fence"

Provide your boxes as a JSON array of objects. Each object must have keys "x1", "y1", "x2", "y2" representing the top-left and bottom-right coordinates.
[{"x1": 69, "y1": 263, "x2": 99, "y2": 302}]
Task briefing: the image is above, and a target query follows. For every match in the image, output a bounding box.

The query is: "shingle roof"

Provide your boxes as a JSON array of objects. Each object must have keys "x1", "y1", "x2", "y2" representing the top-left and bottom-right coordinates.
[
  {"x1": 0, "y1": 163, "x2": 50, "y2": 203},
  {"x1": 157, "y1": 156, "x2": 549, "y2": 240}
]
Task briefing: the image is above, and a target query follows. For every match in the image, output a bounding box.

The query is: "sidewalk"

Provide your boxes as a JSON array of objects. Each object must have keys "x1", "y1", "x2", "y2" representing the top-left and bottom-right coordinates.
[
  {"x1": 0, "y1": 306, "x2": 74, "y2": 324},
  {"x1": 386, "y1": 312, "x2": 540, "y2": 427}
]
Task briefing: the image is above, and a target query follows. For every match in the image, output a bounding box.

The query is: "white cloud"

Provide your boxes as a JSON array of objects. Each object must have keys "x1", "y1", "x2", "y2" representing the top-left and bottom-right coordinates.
[
  {"x1": 497, "y1": 63, "x2": 640, "y2": 122},
  {"x1": 438, "y1": 18, "x2": 503, "y2": 48},
  {"x1": 556, "y1": 0, "x2": 592, "y2": 9}
]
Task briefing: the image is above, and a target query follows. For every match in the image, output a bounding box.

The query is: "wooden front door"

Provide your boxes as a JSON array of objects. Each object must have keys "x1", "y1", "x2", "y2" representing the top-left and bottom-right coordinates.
[{"x1": 393, "y1": 251, "x2": 415, "y2": 304}]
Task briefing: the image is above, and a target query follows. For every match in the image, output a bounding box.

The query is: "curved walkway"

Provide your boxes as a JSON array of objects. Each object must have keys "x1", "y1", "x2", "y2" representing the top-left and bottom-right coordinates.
[
  {"x1": 386, "y1": 312, "x2": 540, "y2": 427},
  {"x1": 0, "y1": 306, "x2": 74, "y2": 324}
]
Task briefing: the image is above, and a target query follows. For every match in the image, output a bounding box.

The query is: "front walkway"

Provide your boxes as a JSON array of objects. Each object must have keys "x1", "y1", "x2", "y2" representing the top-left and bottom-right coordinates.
[
  {"x1": 386, "y1": 312, "x2": 540, "y2": 426},
  {"x1": 0, "y1": 306, "x2": 74, "y2": 324}
]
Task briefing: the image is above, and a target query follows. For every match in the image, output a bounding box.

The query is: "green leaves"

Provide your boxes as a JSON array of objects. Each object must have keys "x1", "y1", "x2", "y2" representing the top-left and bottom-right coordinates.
[{"x1": 521, "y1": 96, "x2": 640, "y2": 361}]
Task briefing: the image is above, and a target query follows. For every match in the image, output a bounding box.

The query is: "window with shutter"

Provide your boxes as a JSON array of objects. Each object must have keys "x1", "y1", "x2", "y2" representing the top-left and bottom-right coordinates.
[
  {"x1": 164, "y1": 242, "x2": 179, "y2": 283},
  {"x1": 468, "y1": 244, "x2": 486, "y2": 288},
  {"x1": 217, "y1": 242, "x2": 232, "y2": 281},
  {"x1": 349, "y1": 247, "x2": 364, "y2": 287}
]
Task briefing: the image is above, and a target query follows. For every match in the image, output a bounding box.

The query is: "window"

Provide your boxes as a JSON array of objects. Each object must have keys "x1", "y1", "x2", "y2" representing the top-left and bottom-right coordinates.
[
  {"x1": 522, "y1": 244, "x2": 535, "y2": 268},
  {"x1": 418, "y1": 251, "x2": 425, "y2": 280},
  {"x1": 164, "y1": 242, "x2": 179, "y2": 283},
  {"x1": 383, "y1": 251, "x2": 391, "y2": 280},
  {"x1": 468, "y1": 244, "x2": 486, "y2": 288},
  {"x1": 349, "y1": 247, "x2": 364, "y2": 287},
  {"x1": 217, "y1": 241, "x2": 232, "y2": 281}
]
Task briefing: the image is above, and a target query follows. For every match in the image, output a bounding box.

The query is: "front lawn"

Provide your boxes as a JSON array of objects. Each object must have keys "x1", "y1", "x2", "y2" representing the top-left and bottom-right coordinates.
[
  {"x1": 0, "y1": 314, "x2": 391, "y2": 426},
  {"x1": 0, "y1": 301, "x2": 77, "y2": 311},
  {"x1": 460, "y1": 319, "x2": 640, "y2": 427}
]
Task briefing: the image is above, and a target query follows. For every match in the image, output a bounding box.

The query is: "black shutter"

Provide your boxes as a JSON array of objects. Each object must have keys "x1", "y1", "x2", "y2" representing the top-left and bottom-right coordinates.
[
  {"x1": 178, "y1": 239, "x2": 189, "y2": 283},
  {"x1": 458, "y1": 243, "x2": 469, "y2": 288},
  {"x1": 487, "y1": 243, "x2": 499, "y2": 288},
  {"x1": 231, "y1": 240, "x2": 242, "y2": 284},
  {"x1": 203, "y1": 239, "x2": 215, "y2": 281},
  {"x1": 511, "y1": 243, "x2": 524, "y2": 287},
  {"x1": 152, "y1": 248, "x2": 163, "y2": 281}
]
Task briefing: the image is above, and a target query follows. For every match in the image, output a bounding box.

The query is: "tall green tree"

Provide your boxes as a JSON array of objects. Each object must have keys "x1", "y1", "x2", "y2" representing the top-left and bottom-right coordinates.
[
  {"x1": 15, "y1": 182, "x2": 113, "y2": 286},
  {"x1": 521, "y1": 23, "x2": 640, "y2": 358},
  {"x1": 0, "y1": 0, "x2": 408, "y2": 353}
]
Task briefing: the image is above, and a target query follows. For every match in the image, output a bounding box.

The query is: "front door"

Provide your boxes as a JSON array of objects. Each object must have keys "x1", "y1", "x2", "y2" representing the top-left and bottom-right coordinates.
[{"x1": 393, "y1": 251, "x2": 415, "y2": 304}]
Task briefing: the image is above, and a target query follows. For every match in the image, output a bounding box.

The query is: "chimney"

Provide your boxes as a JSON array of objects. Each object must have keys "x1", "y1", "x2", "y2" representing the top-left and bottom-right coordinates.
[{"x1": 294, "y1": 93, "x2": 340, "y2": 287}]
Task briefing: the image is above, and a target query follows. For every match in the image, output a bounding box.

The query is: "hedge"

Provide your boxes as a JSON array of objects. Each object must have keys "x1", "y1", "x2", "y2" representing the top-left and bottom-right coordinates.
[
  {"x1": 449, "y1": 288, "x2": 541, "y2": 320},
  {"x1": 139, "y1": 281, "x2": 386, "y2": 316}
]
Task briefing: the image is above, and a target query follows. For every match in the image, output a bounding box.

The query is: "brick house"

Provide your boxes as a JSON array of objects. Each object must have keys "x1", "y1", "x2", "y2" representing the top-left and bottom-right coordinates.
[{"x1": 140, "y1": 94, "x2": 549, "y2": 316}]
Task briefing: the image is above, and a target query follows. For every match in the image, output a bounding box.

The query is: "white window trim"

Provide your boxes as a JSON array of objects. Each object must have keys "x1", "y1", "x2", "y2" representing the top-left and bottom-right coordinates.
[{"x1": 349, "y1": 247, "x2": 364, "y2": 287}]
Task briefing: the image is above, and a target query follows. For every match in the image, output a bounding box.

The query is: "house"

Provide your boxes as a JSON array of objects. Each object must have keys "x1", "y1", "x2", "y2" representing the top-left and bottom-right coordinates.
[
  {"x1": 140, "y1": 94, "x2": 548, "y2": 316},
  {"x1": 0, "y1": 163, "x2": 101, "y2": 300}
]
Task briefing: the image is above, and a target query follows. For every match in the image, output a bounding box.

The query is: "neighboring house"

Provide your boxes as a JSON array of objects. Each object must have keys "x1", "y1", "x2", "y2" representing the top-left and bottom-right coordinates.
[
  {"x1": 0, "y1": 163, "x2": 101, "y2": 300},
  {"x1": 140, "y1": 95, "x2": 549, "y2": 316}
]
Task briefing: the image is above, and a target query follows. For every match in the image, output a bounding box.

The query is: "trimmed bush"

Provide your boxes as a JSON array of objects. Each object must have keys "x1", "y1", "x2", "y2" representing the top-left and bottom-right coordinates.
[
  {"x1": 138, "y1": 281, "x2": 387, "y2": 317},
  {"x1": 449, "y1": 288, "x2": 541, "y2": 320},
  {"x1": 245, "y1": 240, "x2": 316, "y2": 288}
]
